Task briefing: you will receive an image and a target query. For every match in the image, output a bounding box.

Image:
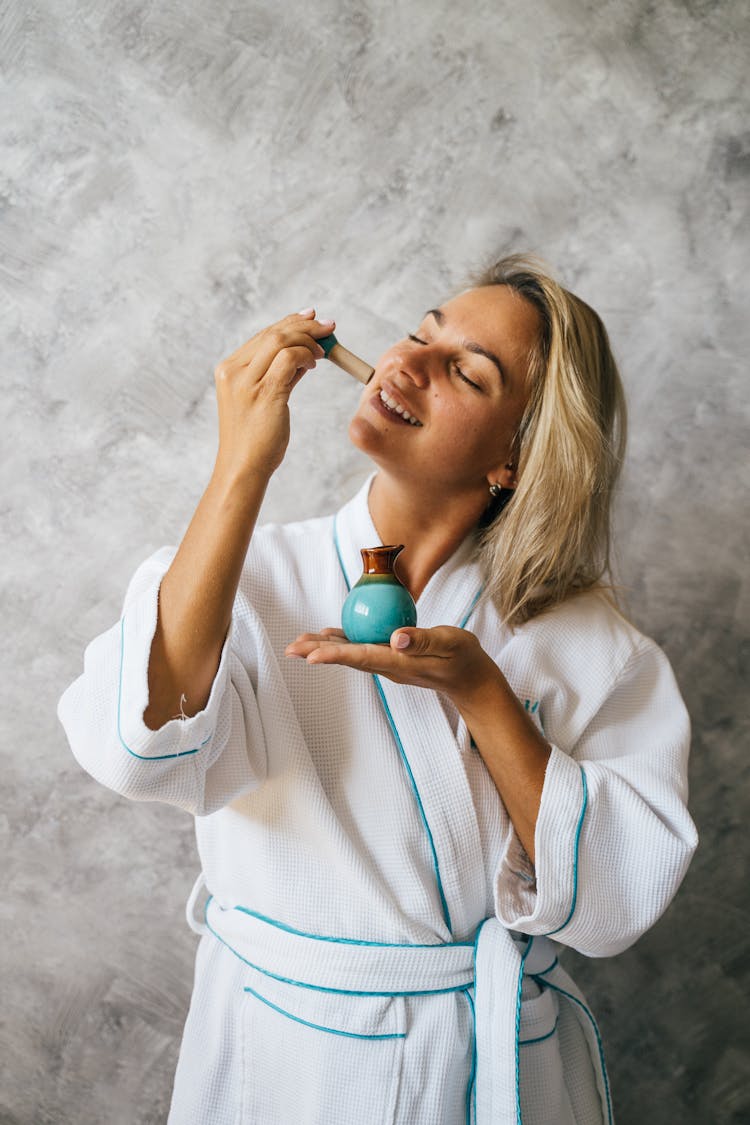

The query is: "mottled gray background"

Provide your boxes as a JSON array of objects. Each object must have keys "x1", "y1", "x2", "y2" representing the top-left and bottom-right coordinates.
[{"x1": 2, "y1": 0, "x2": 748, "y2": 1122}]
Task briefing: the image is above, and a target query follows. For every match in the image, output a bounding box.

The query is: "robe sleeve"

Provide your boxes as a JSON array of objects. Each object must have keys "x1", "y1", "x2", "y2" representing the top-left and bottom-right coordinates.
[
  {"x1": 493, "y1": 637, "x2": 698, "y2": 956},
  {"x1": 57, "y1": 547, "x2": 267, "y2": 816}
]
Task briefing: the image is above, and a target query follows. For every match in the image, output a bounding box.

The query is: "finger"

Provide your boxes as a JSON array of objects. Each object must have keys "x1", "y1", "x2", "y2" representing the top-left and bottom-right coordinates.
[
  {"x1": 284, "y1": 639, "x2": 317, "y2": 659},
  {"x1": 288, "y1": 631, "x2": 344, "y2": 645},
  {"x1": 289, "y1": 639, "x2": 449, "y2": 691},
  {"x1": 243, "y1": 332, "x2": 324, "y2": 379},
  {"x1": 285, "y1": 635, "x2": 350, "y2": 657},
  {"x1": 291, "y1": 310, "x2": 337, "y2": 340},
  {"x1": 289, "y1": 309, "x2": 336, "y2": 332},
  {"x1": 263, "y1": 346, "x2": 321, "y2": 391},
  {"x1": 240, "y1": 315, "x2": 337, "y2": 366},
  {"x1": 389, "y1": 626, "x2": 464, "y2": 657},
  {"x1": 305, "y1": 641, "x2": 392, "y2": 669},
  {"x1": 231, "y1": 317, "x2": 336, "y2": 371},
  {"x1": 275, "y1": 314, "x2": 337, "y2": 342}
]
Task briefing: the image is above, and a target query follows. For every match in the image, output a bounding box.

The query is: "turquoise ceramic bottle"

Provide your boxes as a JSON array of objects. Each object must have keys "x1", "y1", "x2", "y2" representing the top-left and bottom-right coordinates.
[{"x1": 342, "y1": 545, "x2": 417, "y2": 644}]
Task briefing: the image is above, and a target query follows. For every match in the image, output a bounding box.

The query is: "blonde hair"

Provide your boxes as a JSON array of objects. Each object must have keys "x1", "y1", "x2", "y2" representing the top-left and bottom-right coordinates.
[{"x1": 466, "y1": 254, "x2": 628, "y2": 628}]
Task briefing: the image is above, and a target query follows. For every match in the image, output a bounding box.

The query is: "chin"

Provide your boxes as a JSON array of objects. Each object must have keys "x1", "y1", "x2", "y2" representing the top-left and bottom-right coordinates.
[
  {"x1": 348, "y1": 416, "x2": 399, "y2": 478},
  {"x1": 348, "y1": 413, "x2": 377, "y2": 453}
]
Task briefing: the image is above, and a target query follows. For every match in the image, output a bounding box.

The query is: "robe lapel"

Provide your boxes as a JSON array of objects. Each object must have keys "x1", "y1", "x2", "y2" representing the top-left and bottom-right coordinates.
[{"x1": 334, "y1": 477, "x2": 488, "y2": 940}]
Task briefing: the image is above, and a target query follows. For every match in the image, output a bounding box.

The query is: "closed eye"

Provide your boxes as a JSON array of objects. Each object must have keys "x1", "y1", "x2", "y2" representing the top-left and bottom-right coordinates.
[
  {"x1": 407, "y1": 334, "x2": 482, "y2": 391},
  {"x1": 411, "y1": 333, "x2": 481, "y2": 391},
  {"x1": 452, "y1": 363, "x2": 482, "y2": 390}
]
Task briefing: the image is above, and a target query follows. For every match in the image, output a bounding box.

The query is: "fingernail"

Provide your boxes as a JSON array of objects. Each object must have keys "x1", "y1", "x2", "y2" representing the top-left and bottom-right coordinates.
[
  {"x1": 395, "y1": 633, "x2": 411, "y2": 649},
  {"x1": 297, "y1": 306, "x2": 315, "y2": 316},
  {"x1": 318, "y1": 317, "x2": 335, "y2": 326}
]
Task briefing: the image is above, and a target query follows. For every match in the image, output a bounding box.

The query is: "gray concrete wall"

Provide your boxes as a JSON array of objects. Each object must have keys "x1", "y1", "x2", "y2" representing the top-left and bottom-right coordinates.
[{"x1": 3, "y1": 1, "x2": 748, "y2": 1121}]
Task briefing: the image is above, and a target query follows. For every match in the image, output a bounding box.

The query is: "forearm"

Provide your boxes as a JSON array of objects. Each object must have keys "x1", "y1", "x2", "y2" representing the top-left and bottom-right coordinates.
[
  {"x1": 143, "y1": 465, "x2": 269, "y2": 730},
  {"x1": 449, "y1": 661, "x2": 551, "y2": 865}
]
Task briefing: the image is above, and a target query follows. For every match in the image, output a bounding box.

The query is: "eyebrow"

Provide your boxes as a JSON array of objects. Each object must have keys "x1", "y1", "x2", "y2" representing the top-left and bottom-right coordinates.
[{"x1": 424, "y1": 308, "x2": 507, "y2": 385}]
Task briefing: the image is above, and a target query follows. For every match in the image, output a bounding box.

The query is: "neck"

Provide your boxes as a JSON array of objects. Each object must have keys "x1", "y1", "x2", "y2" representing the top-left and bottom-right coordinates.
[{"x1": 367, "y1": 472, "x2": 486, "y2": 601}]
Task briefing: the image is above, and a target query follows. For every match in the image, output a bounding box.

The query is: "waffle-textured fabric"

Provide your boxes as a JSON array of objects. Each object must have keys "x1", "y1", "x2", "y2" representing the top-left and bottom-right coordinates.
[{"x1": 58, "y1": 474, "x2": 698, "y2": 1124}]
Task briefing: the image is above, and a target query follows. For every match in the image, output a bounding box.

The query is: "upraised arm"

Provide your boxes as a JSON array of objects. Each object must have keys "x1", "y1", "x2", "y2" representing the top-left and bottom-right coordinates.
[{"x1": 144, "y1": 309, "x2": 335, "y2": 729}]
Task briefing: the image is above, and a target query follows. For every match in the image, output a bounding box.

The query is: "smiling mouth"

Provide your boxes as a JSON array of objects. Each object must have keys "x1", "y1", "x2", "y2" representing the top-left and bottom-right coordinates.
[{"x1": 373, "y1": 389, "x2": 423, "y2": 426}]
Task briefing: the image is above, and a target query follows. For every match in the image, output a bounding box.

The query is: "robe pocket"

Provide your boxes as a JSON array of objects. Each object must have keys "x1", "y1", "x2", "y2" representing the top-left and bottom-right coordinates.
[
  {"x1": 239, "y1": 965, "x2": 406, "y2": 1125},
  {"x1": 518, "y1": 984, "x2": 576, "y2": 1125}
]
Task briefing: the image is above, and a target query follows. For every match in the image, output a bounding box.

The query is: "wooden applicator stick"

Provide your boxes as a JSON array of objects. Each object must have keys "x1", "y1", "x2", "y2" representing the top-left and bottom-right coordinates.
[{"x1": 318, "y1": 333, "x2": 375, "y2": 385}]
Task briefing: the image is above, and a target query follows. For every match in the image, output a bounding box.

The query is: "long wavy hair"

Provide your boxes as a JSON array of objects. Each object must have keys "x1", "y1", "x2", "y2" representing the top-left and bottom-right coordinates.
[{"x1": 465, "y1": 254, "x2": 628, "y2": 628}]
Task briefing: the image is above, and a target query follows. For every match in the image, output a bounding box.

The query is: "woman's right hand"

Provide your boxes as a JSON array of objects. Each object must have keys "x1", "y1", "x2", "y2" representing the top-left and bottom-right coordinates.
[{"x1": 212, "y1": 308, "x2": 335, "y2": 483}]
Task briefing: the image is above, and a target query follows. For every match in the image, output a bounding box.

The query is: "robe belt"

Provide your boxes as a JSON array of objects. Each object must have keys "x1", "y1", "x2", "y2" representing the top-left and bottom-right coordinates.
[
  {"x1": 199, "y1": 890, "x2": 563, "y2": 1124},
  {"x1": 202, "y1": 894, "x2": 557, "y2": 992}
]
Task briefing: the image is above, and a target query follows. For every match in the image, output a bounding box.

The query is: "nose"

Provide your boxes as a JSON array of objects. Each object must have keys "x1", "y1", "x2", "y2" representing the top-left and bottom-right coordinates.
[{"x1": 392, "y1": 341, "x2": 432, "y2": 389}]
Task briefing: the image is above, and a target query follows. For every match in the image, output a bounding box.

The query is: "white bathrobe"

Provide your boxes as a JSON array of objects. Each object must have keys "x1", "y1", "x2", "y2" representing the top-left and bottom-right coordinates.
[{"x1": 58, "y1": 474, "x2": 698, "y2": 1124}]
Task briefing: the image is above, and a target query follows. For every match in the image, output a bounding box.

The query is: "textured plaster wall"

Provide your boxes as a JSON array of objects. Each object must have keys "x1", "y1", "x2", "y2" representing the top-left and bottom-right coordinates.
[{"x1": 2, "y1": 1, "x2": 748, "y2": 1122}]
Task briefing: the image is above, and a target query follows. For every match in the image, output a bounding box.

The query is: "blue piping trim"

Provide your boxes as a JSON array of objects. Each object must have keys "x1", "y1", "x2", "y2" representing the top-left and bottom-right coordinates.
[
  {"x1": 530, "y1": 956, "x2": 559, "y2": 977},
  {"x1": 205, "y1": 909, "x2": 471, "y2": 998},
  {"x1": 543, "y1": 767, "x2": 588, "y2": 937},
  {"x1": 243, "y1": 984, "x2": 406, "y2": 1041},
  {"x1": 333, "y1": 515, "x2": 486, "y2": 937},
  {"x1": 459, "y1": 585, "x2": 483, "y2": 629},
  {"x1": 463, "y1": 986, "x2": 476, "y2": 1125},
  {"x1": 531, "y1": 977, "x2": 613, "y2": 1125},
  {"x1": 469, "y1": 919, "x2": 492, "y2": 1124},
  {"x1": 513, "y1": 934, "x2": 534, "y2": 1124},
  {"x1": 117, "y1": 617, "x2": 212, "y2": 760},
  {"x1": 519, "y1": 1016, "x2": 558, "y2": 1046},
  {"x1": 370, "y1": 674, "x2": 453, "y2": 933},
  {"x1": 231, "y1": 902, "x2": 473, "y2": 948}
]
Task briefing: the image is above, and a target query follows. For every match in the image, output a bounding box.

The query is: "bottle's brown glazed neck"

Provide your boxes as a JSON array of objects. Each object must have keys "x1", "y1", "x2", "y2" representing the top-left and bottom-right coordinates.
[{"x1": 359, "y1": 544, "x2": 405, "y2": 575}]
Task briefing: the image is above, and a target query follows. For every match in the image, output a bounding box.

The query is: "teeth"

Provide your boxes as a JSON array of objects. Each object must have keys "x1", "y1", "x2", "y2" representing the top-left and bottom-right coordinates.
[{"x1": 379, "y1": 389, "x2": 422, "y2": 426}]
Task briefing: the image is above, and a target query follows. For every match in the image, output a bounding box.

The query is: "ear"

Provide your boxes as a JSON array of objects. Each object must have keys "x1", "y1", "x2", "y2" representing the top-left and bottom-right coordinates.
[{"x1": 487, "y1": 461, "x2": 518, "y2": 491}]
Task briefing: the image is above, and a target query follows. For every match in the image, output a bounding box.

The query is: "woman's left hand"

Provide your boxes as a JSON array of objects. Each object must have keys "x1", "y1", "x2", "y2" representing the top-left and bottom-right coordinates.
[{"x1": 284, "y1": 626, "x2": 495, "y2": 706}]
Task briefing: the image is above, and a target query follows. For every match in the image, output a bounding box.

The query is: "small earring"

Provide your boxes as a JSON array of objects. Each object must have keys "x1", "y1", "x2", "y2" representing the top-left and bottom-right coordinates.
[{"x1": 485, "y1": 481, "x2": 515, "y2": 522}]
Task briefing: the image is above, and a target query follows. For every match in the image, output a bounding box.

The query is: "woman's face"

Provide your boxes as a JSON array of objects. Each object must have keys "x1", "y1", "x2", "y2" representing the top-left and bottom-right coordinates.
[{"x1": 348, "y1": 285, "x2": 540, "y2": 497}]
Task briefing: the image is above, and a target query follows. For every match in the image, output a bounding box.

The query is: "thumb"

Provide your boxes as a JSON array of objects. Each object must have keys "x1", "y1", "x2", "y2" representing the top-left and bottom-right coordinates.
[{"x1": 390, "y1": 627, "x2": 435, "y2": 654}]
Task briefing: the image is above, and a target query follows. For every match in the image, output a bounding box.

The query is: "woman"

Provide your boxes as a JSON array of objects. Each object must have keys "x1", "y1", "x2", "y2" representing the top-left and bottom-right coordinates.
[{"x1": 58, "y1": 254, "x2": 698, "y2": 1124}]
